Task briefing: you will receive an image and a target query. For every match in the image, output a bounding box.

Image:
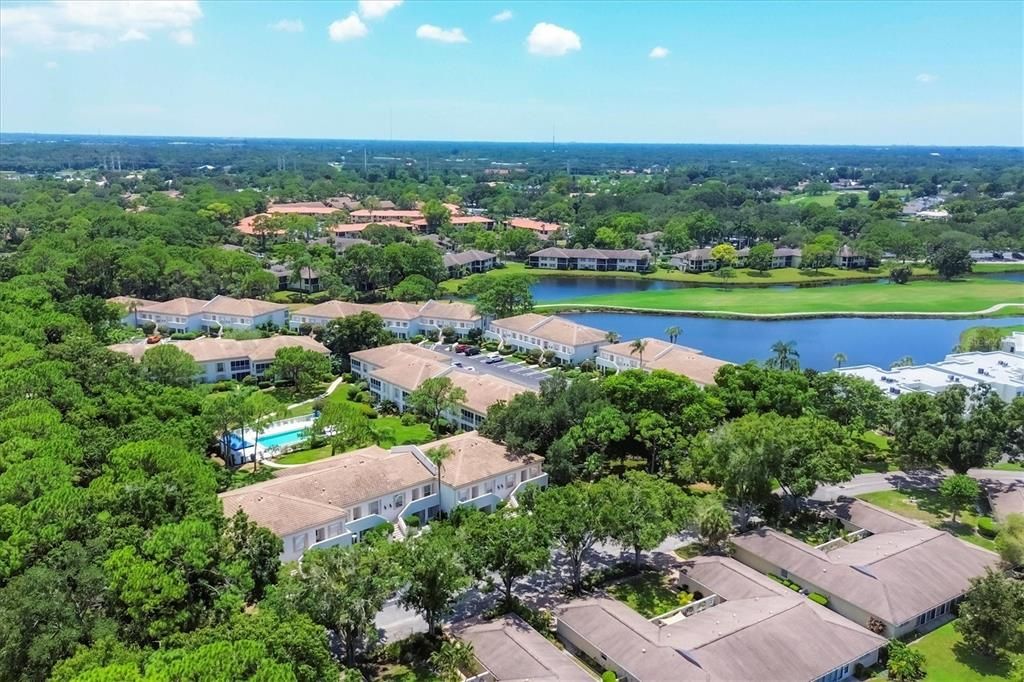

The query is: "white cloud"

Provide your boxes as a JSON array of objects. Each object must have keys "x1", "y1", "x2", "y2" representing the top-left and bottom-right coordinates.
[
  {"x1": 358, "y1": 0, "x2": 402, "y2": 20},
  {"x1": 526, "y1": 22, "x2": 580, "y2": 57},
  {"x1": 0, "y1": 1, "x2": 201, "y2": 51},
  {"x1": 170, "y1": 28, "x2": 194, "y2": 45},
  {"x1": 119, "y1": 28, "x2": 149, "y2": 42},
  {"x1": 44, "y1": 60, "x2": 58, "y2": 68},
  {"x1": 492, "y1": 9, "x2": 513, "y2": 22},
  {"x1": 916, "y1": 73, "x2": 938, "y2": 84},
  {"x1": 269, "y1": 19, "x2": 303, "y2": 33},
  {"x1": 328, "y1": 13, "x2": 368, "y2": 42},
  {"x1": 416, "y1": 24, "x2": 468, "y2": 44},
  {"x1": 649, "y1": 46, "x2": 669, "y2": 59}
]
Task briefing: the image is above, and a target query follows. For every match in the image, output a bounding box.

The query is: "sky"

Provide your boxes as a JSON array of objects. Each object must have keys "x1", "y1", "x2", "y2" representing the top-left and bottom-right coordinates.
[{"x1": 0, "y1": 0, "x2": 1022, "y2": 146}]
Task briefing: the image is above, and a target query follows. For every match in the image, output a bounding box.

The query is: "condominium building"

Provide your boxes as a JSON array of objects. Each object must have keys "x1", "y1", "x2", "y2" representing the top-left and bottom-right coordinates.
[
  {"x1": 443, "y1": 249, "x2": 498, "y2": 276},
  {"x1": 110, "y1": 295, "x2": 289, "y2": 333},
  {"x1": 731, "y1": 499, "x2": 999, "y2": 638},
  {"x1": 290, "y1": 299, "x2": 483, "y2": 339},
  {"x1": 838, "y1": 350, "x2": 1024, "y2": 402},
  {"x1": 350, "y1": 344, "x2": 529, "y2": 429},
  {"x1": 486, "y1": 313, "x2": 609, "y2": 364},
  {"x1": 526, "y1": 247, "x2": 652, "y2": 272},
  {"x1": 505, "y1": 217, "x2": 562, "y2": 237},
  {"x1": 670, "y1": 246, "x2": 803, "y2": 272},
  {"x1": 219, "y1": 432, "x2": 546, "y2": 561},
  {"x1": 107, "y1": 335, "x2": 330, "y2": 383},
  {"x1": 596, "y1": 338, "x2": 730, "y2": 386},
  {"x1": 348, "y1": 208, "x2": 424, "y2": 223},
  {"x1": 833, "y1": 244, "x2": 867, "y2": 269},
  {"x1": 412, "y1": 215, "x2": 495, "y2": 230}
]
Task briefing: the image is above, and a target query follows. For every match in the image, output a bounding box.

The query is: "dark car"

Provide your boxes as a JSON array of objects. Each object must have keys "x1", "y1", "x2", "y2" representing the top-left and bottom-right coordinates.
[{"x1": 464, "y1": 347, "x2": 481, "y2": 356}]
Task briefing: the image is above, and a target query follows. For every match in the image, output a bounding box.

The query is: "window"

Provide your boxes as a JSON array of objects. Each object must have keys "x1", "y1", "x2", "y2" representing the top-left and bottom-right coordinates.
[
  {"x1": 369, "y1": 500, "x2": 380, "y2": 516},
  {"x1": 471, "y1": 486, "x2": 479, "y2": 499},
  {"x1": 506, "y1": 474, "x2": 516, "y2": 487},
  {"x1": 484, "y1": 480, "x2": 494, "y2": 494},
  {"x1": 292, "y1": 534, "x2": 308, "y2": 553},
  {"x1": 423, "y1": 484, "x2": 432, "y2": 496},
  {"x1": 216, "y1": 362, "x2": 224, "y2": 372},
  {"x1": 412, "y1": 488, "x2": 420, "y2": 501},
  {"x1": 393, "y1": 493, "x2": 405, "y2": 508},
  {"x1": 351, "y1": 506, "x2": 362, "y2": 520},
  {"x1": 315, "y1": 527, "x2": 325, "y2": 543},
  {"x1": 458, "y1": 488, "x2": 468, "y2": 502}
]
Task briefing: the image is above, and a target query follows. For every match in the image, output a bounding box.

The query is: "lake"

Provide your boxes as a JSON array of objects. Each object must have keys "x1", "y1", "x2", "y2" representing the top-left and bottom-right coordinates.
[{"x1": 560, "y1": 312, "x2": 1024, "y2": 371}]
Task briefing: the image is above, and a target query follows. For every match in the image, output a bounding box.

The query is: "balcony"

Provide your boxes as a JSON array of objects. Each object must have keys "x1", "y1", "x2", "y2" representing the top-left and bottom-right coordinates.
[{"x1": 307, "y1": 532, "x2": 353, "y2": 553}]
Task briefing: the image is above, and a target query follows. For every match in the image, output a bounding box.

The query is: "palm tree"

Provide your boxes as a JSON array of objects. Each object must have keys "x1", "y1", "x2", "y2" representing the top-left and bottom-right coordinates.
[
  {"x1": 630, "y1": 338, "x2": 648, "y2": 367},
  {"x1": 892, "y1": 356, "x2": 914, "y2": 368},
  {"x1": 665, "y1": 325, "x2": 682, "y2": 344},
  {"x1": 426, "y1": 444, "x2": 452, "y2": 515},
  {"x1": 430, "y1": 641, "x2": 475, "y2": 682},
  {"x1": 767, "y1": 340, "x2": 800, "y2": 371},
  {"x1": 128, "y1": 298, "x2": 141, "y2": 330},
  {"x1": 605, "y1": 331, "x2": 621, "y2": 344},
  {"x1": 833, "y1": 352, "x2": 847, "y2": 368}
]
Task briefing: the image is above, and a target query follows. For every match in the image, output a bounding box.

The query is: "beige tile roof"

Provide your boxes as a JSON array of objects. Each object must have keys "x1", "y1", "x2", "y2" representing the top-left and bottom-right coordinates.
[
  {"x1": 507, "y1": 218, "x2": 561, "y2": 234},
  {"x1": 140, "y1": 297, "x2": 208, "y2": 316},
  {"x1": 431, "y1": 432, "x2": 542, "y2": 488},
  {"x1": 557, "y1": 556, "x2": 886, "y2": 682},
  {"x1": 297, "y1": 300, "x2": 478, "y2": 323},
  {"x1": 106, "y1": 342, "x2": 150, "y2": 361},
  {"x1": 417, "y1": 300, "x2": 482, "y2": 322},
  {"x1": 448, "y1": 371, "x2": 529, "y2": 415},
  {"x1": 107, "y1": 295, "x2": 156, "y2": 309},
  {"x1": 294, "y1": 300, "x2": 370, "y2": 321},
  {"x1": 351, "y1": 343, "x2": 448, "y2": 369},
  {"x1": 219, "y1": 488, "x2": 347, "y2": 536},
  {"x1": 200, "y1": 295, "x2": 289, "y2": 318},
  {"x1": 371, "y1": 357, "x2": 449, "y2": 391},
  {"x1": 110, "y1": 336, "x2": 329, "y2": 365},
  {"x1": 455, "y1": 615, "x2": 594, "y2": 681},
  {"x1": 731, "y1": 523, "x2": 1000, "y2": 625},
  {"x1": 491, "y1": 314, "x2": 607, "y2": 348},
  {"x1": 602, "y1": 338, "x2": 730, "y2": 385}
]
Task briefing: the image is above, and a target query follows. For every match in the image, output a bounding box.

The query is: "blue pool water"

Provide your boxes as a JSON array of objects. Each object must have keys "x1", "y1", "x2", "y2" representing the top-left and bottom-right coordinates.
[{"x1": 258, "y1": 427, "x2": 310, "y2": 448}]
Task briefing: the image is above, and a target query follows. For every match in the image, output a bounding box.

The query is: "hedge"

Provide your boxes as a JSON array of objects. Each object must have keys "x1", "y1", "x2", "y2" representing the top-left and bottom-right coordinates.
[
  {"x1": 977, "y1": 516, "x2": 999, "y2": 539},
  {"x1": 808, "y1": 592, "x2": 829, "y2": 606}
]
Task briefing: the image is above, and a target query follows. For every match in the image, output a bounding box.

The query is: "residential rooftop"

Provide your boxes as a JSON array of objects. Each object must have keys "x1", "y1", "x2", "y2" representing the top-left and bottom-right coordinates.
[
  {"x1": 443, "y1": 250, "x2": 496, "y2": 268},
  {"x1": 296, "y1": 299, "x2": 480, "y2": 323},
  {"x1": 455, "y1": 614, "x2": 595, "y2": 682},
  {"x1": 108, "y1": 335, "x2": 329, "y2": 364},
  {"x1": 600, "y1": 338, "x2": 730, "y2": 385},
  {"x1": 529, "y1": 247, "x2": 651, "y2": 260},
  {"x1": 490, "y1": 313, "x2": 608, "y2": 348}
]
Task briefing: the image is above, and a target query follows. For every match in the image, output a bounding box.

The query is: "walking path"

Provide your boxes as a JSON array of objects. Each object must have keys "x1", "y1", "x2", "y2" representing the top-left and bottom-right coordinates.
[{"x1": 535, "y1": 301, "x2": 1024, "y2": 320}]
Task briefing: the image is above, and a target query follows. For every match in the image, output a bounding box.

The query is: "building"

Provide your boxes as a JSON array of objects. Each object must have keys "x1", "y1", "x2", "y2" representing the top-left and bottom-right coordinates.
[
  {"x1": 526, "y1": 248, "x2": 652, "y2": 272},
  {"x1": 487, "y1": 313, "x2": 608, "y2": 364},
  {"x1": 455, "y1": 615, "x2": 595, "y2": 681},
  {"x1": 267, "y1": 202, "x2": 342, "y2": 216},
  {"x1": 833, "y1": 244, "x2": 867, "y2": 269},
  {"x1": 731, "y1": 499, "x2": 1000, "y2": 638},
  {"x1": 349, "y1": 208, "x2": 424, "y2": 223},
  {"x1": 350, "y1": 344, "x2": 529, "y2": 430},
  {"x1": 111, "y1": 295, "x2": 289, "y2": 333},
  {"x1": 219, "y1": 432, "x2": 546, "y2": 561},
  {"x1": 1001, "y1": 330, "x2": 1024, "y2": 354},
  {"x1": 670, "y1": 246, "x2": 802, "y2": 272},
  {"x1": 108, "y1": 335, "x2": 330, "y2": 383},
  {"x1": 596, "y1": 338, "x2": 730, "y2": 386},
  {"x1": 412, "y1": 215, "x2": 495, "y2": 230},
  {"x1": 556, "y1": 556, "x2": 885, "y2": 682},
  {"x1": 266, "y1": 263, "x2": 323, "y2": 293},
  {"x1": 506, "y1": 217, "x2": 562, "y2": 238},
  {"x1": 290, "y1": 299, "x2": 482, "y2": 339},
  {"x1": 838, "y1": 350, "x2": 1024, "y2": 402},
  {"x1": 331, "y1": 220, "x2": 410, "y2": 236},
  {"x1": 636, "y1": 231, "x2": 662, "y2": 252},
  {"x1": 443, "y1": 250, "x2": 498, "y2": 276}
]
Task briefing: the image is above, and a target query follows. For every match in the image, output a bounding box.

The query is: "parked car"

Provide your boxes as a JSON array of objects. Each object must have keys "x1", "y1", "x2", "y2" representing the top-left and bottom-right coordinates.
[
  {"x1": 451, "y1": 360, "x2": 463, "y2": 367},
  {"x1": 454, "y1": 344, "x2": 470, "y2": 353},
  {"x1": 485, "y1": 356, "x2": 503, "y2": 364},
  {"x1": 464, "y1": 347, "x2": 481, "y2": 356}
]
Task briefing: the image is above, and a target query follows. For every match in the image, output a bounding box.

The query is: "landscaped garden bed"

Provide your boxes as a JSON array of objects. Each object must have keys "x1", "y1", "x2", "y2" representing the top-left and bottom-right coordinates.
[{"x1": 856, "y1": 489, "x2": 996, "y2": 550}]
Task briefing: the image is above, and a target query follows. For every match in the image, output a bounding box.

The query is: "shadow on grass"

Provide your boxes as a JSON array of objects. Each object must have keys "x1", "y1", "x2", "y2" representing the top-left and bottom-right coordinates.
[
  {"x1": 798, "y1": 270, "x2": 836, "y2": 278},
  {"x1": 952, "y1": 641, "x2": 1011, "y2": 679},
  {"x1": 608, "y1": 574, "x2": 680, "y2": 618},
  {"x1": 746, "y1": 271, "x2": 773, "y2": 278}
]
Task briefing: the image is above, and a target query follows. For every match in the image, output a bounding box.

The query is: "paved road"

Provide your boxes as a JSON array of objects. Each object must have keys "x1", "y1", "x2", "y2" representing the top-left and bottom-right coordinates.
[
  {"x1": 812, "y1": 468, "x2": 1024, "y2": 501},
  {"x1": 428, "y1": 343, "x2": 552, "y2": 391}
]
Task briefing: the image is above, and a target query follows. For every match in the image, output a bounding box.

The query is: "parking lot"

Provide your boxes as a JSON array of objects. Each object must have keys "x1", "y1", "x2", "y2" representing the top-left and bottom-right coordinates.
[{"x1": 428, "y1": 344, "x2": 553, "y2": 391}]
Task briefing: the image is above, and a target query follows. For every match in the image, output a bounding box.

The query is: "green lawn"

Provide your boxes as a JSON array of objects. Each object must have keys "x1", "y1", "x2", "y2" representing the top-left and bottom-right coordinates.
[
  {"x1": 856, "y1": 489, "x2": 995, "y2": 550},
  {"x1": 608, "y1": 573, "x2": 684, "y2": 618},
  {"x1": 912, "y1": 622, "x2": 1011, "y2": 682},
  {"x1": 958, "y1": 323, "x2": 1024, "y2": 351},
  {"x1": 779, "y1": 190, "x2": 911, "y2": 208},
  {"x1": 540, "y1": 277, "x2": 1024, "y2": 316},
  {"x1": 991, "y1": 461, "x2": 1024, "y2": 472}
]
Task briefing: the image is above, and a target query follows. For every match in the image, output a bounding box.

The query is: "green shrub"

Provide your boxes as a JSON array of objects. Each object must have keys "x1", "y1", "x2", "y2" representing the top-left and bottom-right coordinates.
[
  {"x1": 170, "y1": 331, "x2": 201, "y2": 340},
  {"x1": 498, "y1": 347, "x2": 514, "y2": 356},
  {"x1": 357, "y1": 404, "x2": 378, "y2": 418},
  {"x1": 788, "y1": 583, "x2": 801, "y2": 592},
  {"x1": 808, "y1": 592, "x2": 829, "y2": 606},
  {"x1": 602, "y1": 672, "x2": 617, "y2": 682},
  {"x1": 400, "y1": 412, "x2": 419, "y2": 426},
  {"x1": 977, "y1": 516, "x2": 999, "y2": 539},
  {"x1": 404, "y1": 515, "x2": 421, "y2": 528},
  {"x1": 307, "y1": 291, "x2": 332, "y2": 304}
]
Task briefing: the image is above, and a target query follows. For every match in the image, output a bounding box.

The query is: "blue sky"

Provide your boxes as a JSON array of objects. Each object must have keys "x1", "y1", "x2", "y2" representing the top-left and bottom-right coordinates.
[{"x1": 1, "y1": 1, "x2": 1021, "y2": 145}]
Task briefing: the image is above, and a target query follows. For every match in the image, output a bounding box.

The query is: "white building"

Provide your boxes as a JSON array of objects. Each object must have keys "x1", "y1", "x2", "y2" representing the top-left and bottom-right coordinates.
[
  {"x1": 290, "y1": 299, "x2": 482, "y2": 339},
  {"x1": 596, "y1": 338, "x2": 730, "y2": 386},
  {"x1": 838, "y1": 350, "x2": 1024, "y2": 402},
  {"x1": 110, "y1": 295, "x2": 289, "y2": 333},
  {"x1": 220, "y1": 432, "x2": 546, "y2": 562},
  {"x1": 107, "y1": 335, "x2": 330, "y2": 383},
  {"x1": 1001, "y1": 330, "x2": 1024, "y2": 355},
  {"x1": 526, "y1": 247, "x2": 652, "y2": 272},
  {"x1": 486, "y1": 313, "x2": 608, "y2": 364},
  {"x1": 350, "y1": 344, "x2": 529, "y2": 430}
]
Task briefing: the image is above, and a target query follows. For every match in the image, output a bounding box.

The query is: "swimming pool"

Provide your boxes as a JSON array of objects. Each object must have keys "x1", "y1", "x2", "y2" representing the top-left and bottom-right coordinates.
[{"x1": 257, "y1": 427, "x2": 310, "y2": 449}]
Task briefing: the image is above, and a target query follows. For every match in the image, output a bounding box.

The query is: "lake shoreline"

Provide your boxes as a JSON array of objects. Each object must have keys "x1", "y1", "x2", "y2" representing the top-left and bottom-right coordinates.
[{"x1": 538, "y1": 302, "x2": 1024, "y2": 321}]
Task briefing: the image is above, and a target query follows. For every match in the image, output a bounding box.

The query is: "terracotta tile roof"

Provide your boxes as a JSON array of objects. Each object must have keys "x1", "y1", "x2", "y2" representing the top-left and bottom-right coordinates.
[
  {"x1": 412, "y1": 216, "x2": 495, "y2": 228},
  {"x1": 349, "y1": 209, "x2": 423, "y2": 221},
  {"x1": 268, "y1": 202, "x2": 340, "y2": 215},
  {"x1": 235, "y1": 214, "x2": 284, "y2": 236},
  {"x1": 332, "y1": 221, "x2": 410, "y2": 234},
  {"x1": 507, "y1": 218, "x2": 562, "y2": 234},
  {"x1": 490, "y1": 313, "x2": 607, "y2": 347},
  {"x1": 601, "y1": 338, "x2": 730, "y2": 385}
]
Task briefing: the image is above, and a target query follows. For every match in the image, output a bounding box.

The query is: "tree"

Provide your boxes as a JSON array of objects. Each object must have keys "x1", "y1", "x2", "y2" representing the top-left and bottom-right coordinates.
[
  {"x1": 315, "y1": 399, "x2": 374, "y2": 455},
  {"x1": 318, "y1": 312, "x2": 393, "y2": 370},
  {"x1": 465, "y1": 274, "x2": 534, "y2": 318},
  {"x1": 891, "y1": 355, "x2": 914, "y2": 368},
  {"x1": 867, "y1": 188, "x2": 882, "y2": 201},
  {"x1": 710, "y1": 243, "x2": 738, "y2": 273},
  {"x1": 534, "y1": 482, "x2": 611, "y2": 594},
  {"x1": 392, "y1": 274, "x2": 438, "y2": 302},
  {"x1": 956, "y1": 569, "x2": 1024, "y2": 657},
  {"x1": 833, "y1": 352, "x2": 847, "y2": 368},
  {"x1": 422, "y1": 199, "x2": 451, "y2": 232},
  {"x1": 889, "y1": 264, "x2": 912, "y2": 284},
  {"x1": 430, "y1": 641, "x2": 475, "y2": 682},
  {"x1": 460, "y1": 510, "x2": 551, "y2": 604},
  {"x1": 694, "y1": 498, "x2": 732, "y2": 550},
  {"x1": 244, "y1": 391, "x2": 279, "y2": 471},
  {"x1": 401, "y1": 527, "x2": 471, "y2": 636},
  {"x1": 237, "y1": 269, "x2": 280, "y2": 299},
  {"x1": 939, "y1": 474, "x2": 980, "y2": 523},
  {"x1": 665, "y1": 326, "x2": 681, "y2": 344},
  {"x1": 629, "y1": 338, "x2": 648, "y2": 366},
  {"x1": 407, "y1": 377, "x2": 467, "y2": 434},
  {"x1": 995, "y1": 513, "x2": 1024, "y2": 569},
  {"x1": 891, "y1": 385, "x2": 1008, "y2": 473},
  {"x1": 600, "y1": 472, "x2": 693, "y2": 568},
  {"x1": 766, "y1": 340, "x2": 800, "y2": 371},
  {"x1": 746, "y1": 242, "x2": 775, "y2": 273},
  {"x1": 140, "y1": 344, "x2": 201, "y2": 387},
  {"x1": 426, "y1": 444, "x2": 452, "y2": 514},
  {"x1": 928, "y1": 241, "x2": 973, "y2": 280},
  {"x1": 886, "y1": 640, "x2": 926, "y2": 682},
  {"x1": 266, "y1": 542, "x2": 404, "y2": 666},
  {"x1": 605, "y1": 330, "x2": 621, "y2": 344},
  {"x1": 269, "y1": 347, "x2": 331, "y2": 393}
]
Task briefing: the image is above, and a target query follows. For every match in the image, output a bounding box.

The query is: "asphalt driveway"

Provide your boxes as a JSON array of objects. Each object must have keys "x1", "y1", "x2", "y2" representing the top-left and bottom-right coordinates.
[{"x1": 428, "y1": 344, "x2": 552, "y2": 391}]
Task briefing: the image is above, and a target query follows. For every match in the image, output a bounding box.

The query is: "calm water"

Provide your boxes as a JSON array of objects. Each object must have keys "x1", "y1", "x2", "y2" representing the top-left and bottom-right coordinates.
[{"x1": 560, "y1": 313, "x2": 1024, "y2": 371}]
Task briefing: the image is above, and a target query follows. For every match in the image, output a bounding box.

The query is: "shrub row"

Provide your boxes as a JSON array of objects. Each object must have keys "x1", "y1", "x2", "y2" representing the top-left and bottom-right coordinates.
[
  {"x1": 977, "y1": 516, "x2": 999, "y2": 539},
  {"x1": 808, "y1": 592, "x2": 829, "y2": 606}
]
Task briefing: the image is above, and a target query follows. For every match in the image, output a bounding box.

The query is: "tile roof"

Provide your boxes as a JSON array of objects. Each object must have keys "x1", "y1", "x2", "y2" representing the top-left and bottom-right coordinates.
[
  {"x1": 490, "y1": 313, "x2": 608, "y2": 347},
  {"x1": 200, "y1": 295, "x2": 289, "y2": 318},
  {"x1": 431, "y1": 432, "x2": 543, "y2": 487},
  {"x1": 443, "y1": 250, "x2": 496, "y2": 268},
  {"x1": 413, "y1": 216, "x2": 495, "y2": 228},
  {"x1": 455, "y1": 615, "x2": 594, "y2": 682},
  {"x1": 107, "y1": 295, "x2": 157, "y2": 309},
  {"x1": 349, "y1": 209, "x2": 423, "y2": 221},
  {"x1": 448, "y1": 370, "x2": 530, "y2": 415},
  {"x1": 220, "y1": 488, "x2": 347, "y2": 536},
  {"x1": 332, "y1": 221, "x2": 410, "y2": 234},
  {"x1": 297, "y1": 299, "x2": 479, "y2": 323},
  {"x1": 601, "y1": 338, "x2": 730, "y2": 385},
  {"x1": 110, "y1": 336, "x2": 330, "y2": 365},
  {"x1": 507, "y1": 218, "x2": 562, "y2": 233},
  {"x1": 350, "y1": 343, "x2": 449, "y2": 368},
  {"x1": 268, "y1": 202, "x2": 341, "y2": 215},
  {"x1": 139, "y1": 297, "x2": 208, "y2": 316}
]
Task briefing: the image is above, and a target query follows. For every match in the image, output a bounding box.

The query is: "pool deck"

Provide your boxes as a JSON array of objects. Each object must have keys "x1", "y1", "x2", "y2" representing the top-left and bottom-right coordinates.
[{"x1": 228, "y1": 415, "x2": 316, "y2": 461}]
